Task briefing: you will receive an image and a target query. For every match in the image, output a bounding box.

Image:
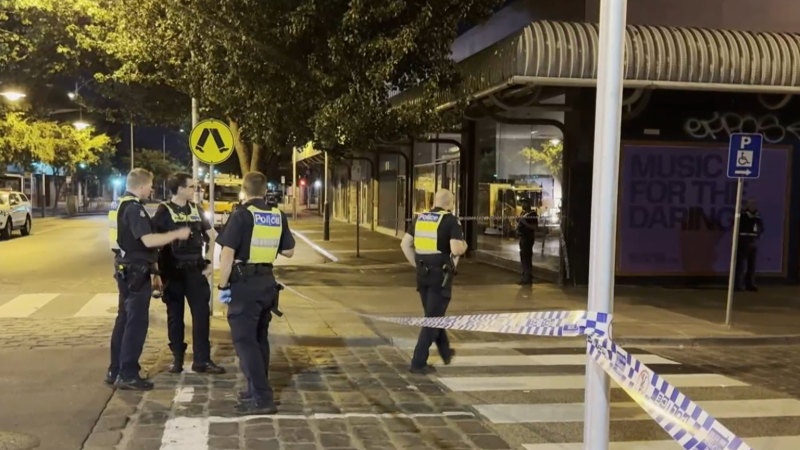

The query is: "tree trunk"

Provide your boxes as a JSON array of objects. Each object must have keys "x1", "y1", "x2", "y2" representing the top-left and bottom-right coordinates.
[
  {"x1": 250, "y1": 143, "x2": 263, "y2": 173},
  {"x1": 229, "y1": 119, "x2": 251, "y2": 175}
]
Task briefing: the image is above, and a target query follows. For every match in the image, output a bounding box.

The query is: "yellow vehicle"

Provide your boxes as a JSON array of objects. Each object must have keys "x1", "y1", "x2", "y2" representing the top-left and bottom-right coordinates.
[
  {"x1": 478, "y1": 182, "x2": 543, "y2": 236},
  {"x1": 201, "y1": 173, "x2": 244, "y2": 228}
]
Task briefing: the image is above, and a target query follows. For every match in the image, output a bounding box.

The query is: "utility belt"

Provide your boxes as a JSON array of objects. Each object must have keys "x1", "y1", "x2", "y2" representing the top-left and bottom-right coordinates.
[
  {"x1": 173, "y1": 258, "x2": 210, "y2": 271},
  {"x1": 416, "y1": 254, "x2": 456, "y2": 288},
  {"x1": 230, "y1": 262, "x2": 274, "y2": 283},
  {"x1": 114, "y1": 261, "x2": 157, "y2": 292}
]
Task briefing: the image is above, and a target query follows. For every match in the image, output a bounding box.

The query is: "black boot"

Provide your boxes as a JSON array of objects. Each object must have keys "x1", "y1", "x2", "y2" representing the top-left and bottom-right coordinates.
[{"x1": 168, "y1": 343, "x2": 187, "y2": 374}]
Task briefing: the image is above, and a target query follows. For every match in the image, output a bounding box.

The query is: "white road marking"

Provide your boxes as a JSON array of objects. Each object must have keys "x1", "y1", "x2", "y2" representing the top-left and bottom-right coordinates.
[
  {"x1": 209, "y1": 410, "x2": 475, "y2": 423},
  {"x1": 0, "y1": 293, "x2": 59, "y2": 317},
  {"x1": 438, "y1": 373, "x2": 748, "y2": 392},
  {"x1": 174, "y1": 387, "x2": 194, "y2": 403},
  {"x1": 159, "y1": 417, "x2": 209, "y2": 450},
  {"x1": 475, "y1": 398, "x2": 800, "y2": 424},
  {"x1": 74, "y1": 293, "x2": 118, "y2": 317}
]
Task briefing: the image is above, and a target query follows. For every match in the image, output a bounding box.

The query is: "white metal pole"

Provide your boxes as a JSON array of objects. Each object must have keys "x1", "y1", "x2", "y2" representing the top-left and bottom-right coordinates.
[
  {"x1": 324, "y1": 151, "x2": 329, "y2": 240},
  {"x1": 583, "y1": 1, "x2": 627, "y2": 449},
  {"x1": 191, "y1": 98, "x2": 200, "y2": 203},
  {"x1": 725, "y1": 179, "x2": 744, "y2": 326}
]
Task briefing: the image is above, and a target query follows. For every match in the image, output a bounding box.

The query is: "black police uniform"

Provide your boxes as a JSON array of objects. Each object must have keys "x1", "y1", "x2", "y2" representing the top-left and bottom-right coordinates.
[
  {"x1": 736, "y1": 208, "x2": 764, "y2": 291},
  {"x1": 153, "y1": 201, "x2": 222, "y2": 373},
  {"x1": 108, "y1": 192, "x2": 157, "y2": 387},
  {"x1": 517, "y1": 207, "x2": 538, "y2": 285},
  {"x1": 217, "y1": 199, "x2": 295, "y2": 408},
  {"x1": 407, "y1": 207, "x2": 463, "y2": 371}
]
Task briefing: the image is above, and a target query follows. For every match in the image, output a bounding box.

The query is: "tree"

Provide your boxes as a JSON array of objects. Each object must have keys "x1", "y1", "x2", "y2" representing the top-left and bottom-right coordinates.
[
  {"x1": 120, "y1": 149, "x2": 188, "y2": 197},
  {"x1": 520, "y1": 140, "x2": 563, "y2": 184}
]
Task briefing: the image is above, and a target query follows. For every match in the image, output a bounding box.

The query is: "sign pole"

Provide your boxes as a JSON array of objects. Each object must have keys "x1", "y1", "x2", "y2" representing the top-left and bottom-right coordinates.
[
  {"x1": 293, "y1": 149, "x2": 298, "y2": 220},
  {"x1": 209, "y1": 165, "x2": 215, "y2": 315},
  {"x1": 584, "y1": 0, "x2": 628, "y2": 449},
  {"x1": 356, "y1": 180, "x2": 361, "y2": 258},
  {"x1": 725, "y1": 179, "x2": 744, "y2": 326},
  {"x1": 191, "y1": 98, "x2": 200, "y2": 203},
  {"x1": 324, "y1": 151, "x2": 330, "y2": 241}
]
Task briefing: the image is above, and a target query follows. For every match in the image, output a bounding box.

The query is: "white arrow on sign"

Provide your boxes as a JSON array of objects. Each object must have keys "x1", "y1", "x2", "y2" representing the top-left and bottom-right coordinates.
[{"x1": 734, "y1": 169, "x2": 752, "y2": 175}]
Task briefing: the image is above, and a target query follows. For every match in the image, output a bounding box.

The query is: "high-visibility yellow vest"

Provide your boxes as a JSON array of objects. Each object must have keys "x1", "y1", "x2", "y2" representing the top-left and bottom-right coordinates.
[
  {"x1": 108, "y1": 195, "x2": 139, "y2": 251},
  {"x1": 414, "y1": 210, "x2": 448, "y2": 255},
  {"x1": 247, "y1": 205, "x2": 282, "y2": 263},
  {"x1": 162, "y1": 202, "x2": 204, "y2": 260}
]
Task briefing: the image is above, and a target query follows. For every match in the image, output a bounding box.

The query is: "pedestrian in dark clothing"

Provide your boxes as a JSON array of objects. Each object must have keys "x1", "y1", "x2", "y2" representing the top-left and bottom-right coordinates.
[
  {"x1": 517, "y1": 199, "x2": 538, "y2": 285},
  {"x1": 736, "y1": 199, "x2": 764, "y2": 292}
]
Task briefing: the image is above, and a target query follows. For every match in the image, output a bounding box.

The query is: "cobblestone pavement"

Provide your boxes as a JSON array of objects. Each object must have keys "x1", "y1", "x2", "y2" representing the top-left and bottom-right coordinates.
[
  {"x1": 653, "y1": 344, "x2": 800, "y2": 399},
  {"x1": 0, "y1": 317, "x2": 171, "y2": 376},
  {"x1": 84, "y1": 343, "x2": 513, "y2": 450}
]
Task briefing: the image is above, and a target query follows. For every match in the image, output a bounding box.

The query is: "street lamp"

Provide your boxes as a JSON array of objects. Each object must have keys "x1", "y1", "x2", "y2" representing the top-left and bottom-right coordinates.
[
  {"x1": 0, "y1": 91, "x2": 26, "y2": 102},
  {"x1": 73, "y1": 121, "x2": 91, "y2": 130}
]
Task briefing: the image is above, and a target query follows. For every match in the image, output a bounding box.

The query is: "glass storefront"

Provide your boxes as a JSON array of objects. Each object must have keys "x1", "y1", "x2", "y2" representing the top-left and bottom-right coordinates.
[{"x1": 474, "y1": 118, "x2": 563, "y2": 273}]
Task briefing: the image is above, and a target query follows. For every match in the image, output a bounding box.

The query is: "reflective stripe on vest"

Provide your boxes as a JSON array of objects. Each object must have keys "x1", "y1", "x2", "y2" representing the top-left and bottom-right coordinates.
[
  {"x1": 108, "y1": 196, "x2": 139, "y2": 250},
  {"x1": 247, "y1": 205, "x2": 282, "y2": 263},
  {"x1": 414, "y1": 211, "x2": 447, "y2": 255}
]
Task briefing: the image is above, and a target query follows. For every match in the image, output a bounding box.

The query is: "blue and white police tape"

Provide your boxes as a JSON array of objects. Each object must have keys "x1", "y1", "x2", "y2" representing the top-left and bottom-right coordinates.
[{"x1": 366, "y1": 310, "x2": 751, "y2": 450}]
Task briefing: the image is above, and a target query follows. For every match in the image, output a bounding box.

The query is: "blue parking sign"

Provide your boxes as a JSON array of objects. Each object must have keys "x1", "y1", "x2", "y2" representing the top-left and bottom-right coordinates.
[{"x1": 727, "y1": 133, "x2": 763, "y2": 179}]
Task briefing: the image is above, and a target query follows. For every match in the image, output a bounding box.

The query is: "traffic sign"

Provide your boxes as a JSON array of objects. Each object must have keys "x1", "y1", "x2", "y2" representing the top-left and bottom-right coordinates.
[
  {"x1": 189, "y1": 119, "x2": 234, "y2": 165},
  {"x1": 727, "y1": 133, "x2": 763, "y2": 179}
]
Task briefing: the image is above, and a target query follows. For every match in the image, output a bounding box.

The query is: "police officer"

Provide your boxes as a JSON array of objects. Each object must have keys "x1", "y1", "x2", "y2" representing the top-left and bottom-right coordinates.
[
  {"x1": 736, "y1": 198, "x2": 764, "y2": 292},
  {"x1": 216, "y1": 171, "x2": 295, "y2": 414},
  {"x1": 400, "y1": 189, "x2": 467, "y2": 374},
  {"x1": 517, "y1": 198, "x2": 538, "y2": 285},
  {"x1": 106, "y1": 169, "x2": 190, "y2": 390},
  {"x1": 152, "y1": 172, "x2": 225, "y2": 374}
]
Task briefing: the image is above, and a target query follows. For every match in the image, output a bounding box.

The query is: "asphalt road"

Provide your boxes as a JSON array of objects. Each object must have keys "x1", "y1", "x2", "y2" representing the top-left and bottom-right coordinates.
[{"x1": 0, "y1": 215, "x2": 133, "y2": 450}]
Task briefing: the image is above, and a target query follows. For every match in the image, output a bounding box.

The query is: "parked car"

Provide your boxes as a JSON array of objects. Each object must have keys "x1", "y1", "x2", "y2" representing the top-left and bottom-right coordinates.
[{"x1": 0, "y1": 188, "x2": 33, "y2": 239}]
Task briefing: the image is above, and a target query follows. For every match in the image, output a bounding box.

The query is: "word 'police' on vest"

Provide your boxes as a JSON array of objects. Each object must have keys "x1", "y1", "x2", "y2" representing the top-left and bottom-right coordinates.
[{"x1": 253, "y1": 212, "x2": 281, "y2": 227}]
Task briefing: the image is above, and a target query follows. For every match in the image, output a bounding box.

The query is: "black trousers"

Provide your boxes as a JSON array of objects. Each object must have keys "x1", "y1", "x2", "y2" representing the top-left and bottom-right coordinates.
[
  {"x1": 228, "y1": 273, "x2": 276, "y2": 404},
  {"x1": 735, "y1": 240, "x2": 758, "y2": 289},
  {"x1": 163, "y1": 267, "x2": 211, "y2": 364},
  {"x1": 411, "y1": 265, "x2": 453, "y2": 368},
  {"x1": 519, "y1": 235, "x2": 535, "y2": 281},
  {"x1": 109, "y1": 266, "x2": 152, "y2": 380}
]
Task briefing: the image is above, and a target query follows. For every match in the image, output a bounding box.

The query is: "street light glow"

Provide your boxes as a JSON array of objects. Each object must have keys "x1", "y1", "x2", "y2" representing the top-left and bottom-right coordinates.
[
  {"x1": 68, "y1": 92, "x2": 76, "y2": 100},
  {"x1": 73, "y1": 121, "x2": 91, "y2": 130},
  {"x1": 314, "y1": 180, "x2": 322, "y2": 188},
  {"x1": 0, "y1": 91, "x2": 26, "y2": 102},
  {"x1": 550, "y1": 139, "x2": 562, "y2": 145}
]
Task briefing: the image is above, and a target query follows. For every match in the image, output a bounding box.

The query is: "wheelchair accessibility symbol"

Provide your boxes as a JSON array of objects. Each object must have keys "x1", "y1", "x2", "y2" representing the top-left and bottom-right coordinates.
[{"x1": 736, "y1": 150, "x2": 754, "y2": 168}]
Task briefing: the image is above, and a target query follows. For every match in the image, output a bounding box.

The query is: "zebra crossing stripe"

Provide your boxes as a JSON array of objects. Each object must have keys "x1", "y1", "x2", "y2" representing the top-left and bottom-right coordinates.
[
  {"x1": 0, "y1": 293, "x2": 59, "y2": 317},
  {"x1": 74, "y1": 293, "x2": 118, "y2": 317}
]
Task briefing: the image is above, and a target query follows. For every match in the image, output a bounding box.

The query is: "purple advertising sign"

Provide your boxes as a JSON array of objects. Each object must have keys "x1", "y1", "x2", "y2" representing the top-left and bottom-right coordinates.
[{"x1": 617, "y1": 143, "x2": 790, "y2": 275}]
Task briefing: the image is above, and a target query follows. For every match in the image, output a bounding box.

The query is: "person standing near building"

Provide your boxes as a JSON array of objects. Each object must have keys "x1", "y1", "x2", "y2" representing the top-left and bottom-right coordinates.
[
  {"x1": 516, "y1": 198, "x2": 538, "y2": 285},
  {"x1": 736, "y1": 198, "x2": 764, "y2": 292},
  {"x1": 152, "y1": 172, "x2": 225, "y2": 375},
  {"x1": 106, "y1": 168, "x2": 190, "y2": 390},
  {"x1": 400, "y1": 189, "x2": 467, "y2": 374},
  {"x1": 216, "y1": 171, "x2": 295, "y2": 414}
]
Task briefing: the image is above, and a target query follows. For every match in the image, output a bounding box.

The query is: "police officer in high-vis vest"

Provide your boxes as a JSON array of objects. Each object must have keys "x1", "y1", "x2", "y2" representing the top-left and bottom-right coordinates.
[
  {"x1": 106, "y1": 169, "x2": 190, "y2": 390},
  {"x1": 216, "y1": 171, "x2": 295, "y2": 415},
  {"x1": 401, "y1": 189, "x2": 468, "y2": 374},
  {"x1": 152, "y1": 172, "x2": 225, "y2": 375}
]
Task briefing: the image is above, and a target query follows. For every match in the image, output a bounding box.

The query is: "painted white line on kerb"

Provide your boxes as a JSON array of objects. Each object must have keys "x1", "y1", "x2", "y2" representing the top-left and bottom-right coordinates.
[
  {"x1": 159, "y1": 417, "x2": 209, "y2": 450},
  {"x1": 521, "y1": 435, "x2": 800, "y2": 450},
  {"x1": 292, "y1": 230, "x2": 339, "y2": 262}
]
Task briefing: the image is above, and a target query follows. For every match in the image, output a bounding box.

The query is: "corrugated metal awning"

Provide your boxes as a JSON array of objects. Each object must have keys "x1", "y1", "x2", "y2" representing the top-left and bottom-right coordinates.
[{"x1": 391, "y1": 21, "x2": 800, "y2": 110}]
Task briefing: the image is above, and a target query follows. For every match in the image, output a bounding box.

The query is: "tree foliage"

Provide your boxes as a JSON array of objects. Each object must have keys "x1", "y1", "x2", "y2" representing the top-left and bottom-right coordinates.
[
  {"x1": 120, "y1": 148, "x2": 188, "y2": 189},
  {"x1": 520, "y1": 140, "x2": 564, "y2": 183}
]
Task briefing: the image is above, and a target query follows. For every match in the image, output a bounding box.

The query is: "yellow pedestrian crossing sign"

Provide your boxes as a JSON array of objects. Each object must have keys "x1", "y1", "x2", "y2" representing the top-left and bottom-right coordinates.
[{"x1": 189, "y1": 119, "x2": 234, "y2": 165}]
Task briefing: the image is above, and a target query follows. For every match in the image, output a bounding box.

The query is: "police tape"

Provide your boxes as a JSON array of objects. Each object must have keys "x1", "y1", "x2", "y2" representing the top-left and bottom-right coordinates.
[
  {"x1": 365, "y1": 310, "x2": 751, "y2": 450},
  {"x1": 403, "y1": 216, "x2": 536, "y2": 222}
]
